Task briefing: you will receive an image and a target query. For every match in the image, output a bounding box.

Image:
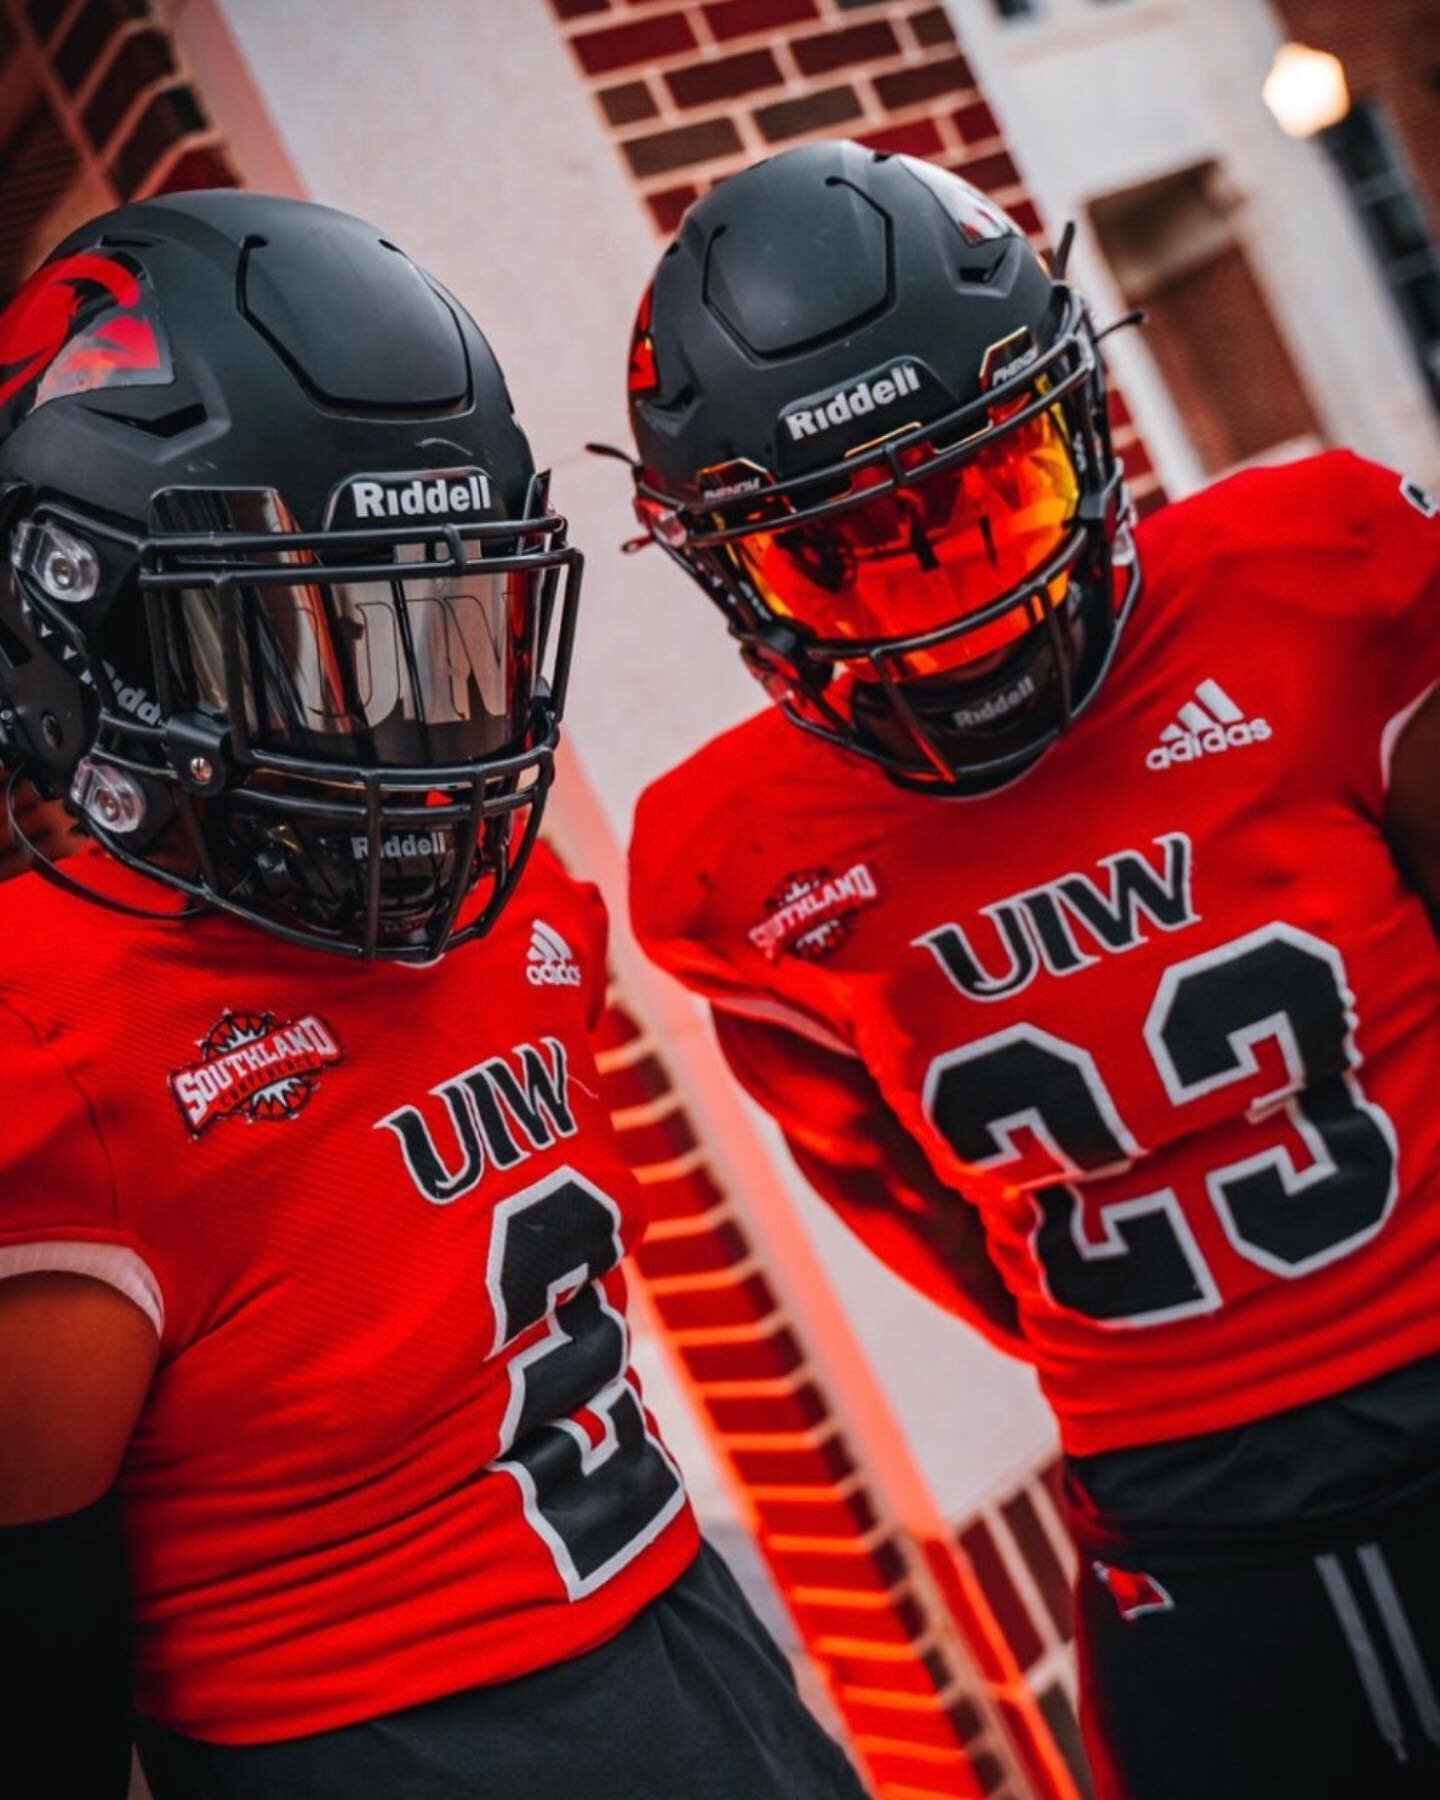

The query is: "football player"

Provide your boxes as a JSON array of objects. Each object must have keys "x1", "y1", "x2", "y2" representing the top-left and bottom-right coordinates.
[
  {"x1": 0, "y1": 193, "x2": 866, "y2": 1800},
  {"x1": 621, "y1": 141, "x2": 1440, "y2": 1799}
]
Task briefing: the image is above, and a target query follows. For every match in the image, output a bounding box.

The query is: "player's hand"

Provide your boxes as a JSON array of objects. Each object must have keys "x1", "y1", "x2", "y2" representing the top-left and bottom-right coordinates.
[{"x1": 0, "y1": 772, "x2": 78, "y2": 884}]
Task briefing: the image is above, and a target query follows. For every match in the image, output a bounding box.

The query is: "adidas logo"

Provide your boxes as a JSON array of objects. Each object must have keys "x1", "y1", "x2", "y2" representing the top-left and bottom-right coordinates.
[
  {"x1": 526, "y1": 919, "x2": 582, "y2": 987},
  {"x1": 1145, "y1": 680, "x2": 1271, "y2": 771}
]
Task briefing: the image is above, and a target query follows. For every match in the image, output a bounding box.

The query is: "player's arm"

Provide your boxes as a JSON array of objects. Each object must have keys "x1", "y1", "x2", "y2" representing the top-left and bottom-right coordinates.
[
  {"x1": 1345, "y1": 461, "x2": 1440, "y2": 921},
  {"x1": 0, "y1": 996, "x2": 160, "y2": 1793},
  {"x1": 0, "y1": 1273, "x2": 155, "y2": 1798},
  {"x1": 1386, "y1": 686, "x2": 1440, "y2": 923},
  {"x1": 710, "y1": 1006, "x2": 1028, "y2": 1358}
]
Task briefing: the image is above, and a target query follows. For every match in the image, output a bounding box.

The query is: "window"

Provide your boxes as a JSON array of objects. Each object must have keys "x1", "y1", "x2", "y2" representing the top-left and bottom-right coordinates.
[
  {"x1": 1322, "y1": 100, "x2": 1440, "y2": 407},
  {"x1": 1089, "y1": 163, "x2": 1323, "y2": 476}
]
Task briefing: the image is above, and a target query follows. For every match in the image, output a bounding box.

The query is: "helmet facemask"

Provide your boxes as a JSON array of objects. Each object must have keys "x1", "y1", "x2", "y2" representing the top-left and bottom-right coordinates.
[
  {"x1": 10, "y1": 476, "x2": 580, "y2": 960},
  {"x1": 634, "y1": 292, "x2": 1137, "y2": 792}
]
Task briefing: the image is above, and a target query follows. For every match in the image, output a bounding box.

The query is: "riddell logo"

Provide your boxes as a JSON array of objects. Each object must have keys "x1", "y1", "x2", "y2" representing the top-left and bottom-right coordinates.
[
  {"x1": 102, "y1": 660, "x2": 161, "y2": 728},
  {"x1": 1146, "y1": 680, "x2": 1271, "y2": 772},
  {"x1": 350, "y1": 830, "x2": 449, "y2": 861},
  {"x1": 948, "y1": 673, "x2": 1036, "y2": 731},
  {"x1": 169, "y1": 1011, "x2": 342, "y2": 1135},
  {"x1": 340, "y1": 469, "x2": 492, "y2": 523},
  {"x1": 527, "y1": 919, "x2": 582, "y2": 987},
  {"x1": 784, "y1": 364, "x2": 921, "y2": 442}
]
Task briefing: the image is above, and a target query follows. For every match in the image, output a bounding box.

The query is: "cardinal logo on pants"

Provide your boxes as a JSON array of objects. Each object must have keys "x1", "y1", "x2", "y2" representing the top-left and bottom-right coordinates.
[{"x1": 1093, "y1": 1561, "x2": 1176, "y2": 1623}]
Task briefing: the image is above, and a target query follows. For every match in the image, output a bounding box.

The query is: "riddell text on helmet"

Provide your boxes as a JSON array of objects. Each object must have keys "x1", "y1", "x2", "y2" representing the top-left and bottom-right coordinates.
[
  {"x1": 784, "y1": 364, "x2": 921, "y2": 441},
  {"x1": 346, "y1": 471, "x2": 492, "y2": 521}
]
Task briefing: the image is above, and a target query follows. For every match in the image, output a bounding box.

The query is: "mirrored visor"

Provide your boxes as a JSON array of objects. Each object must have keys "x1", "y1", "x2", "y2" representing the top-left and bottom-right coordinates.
[
  {"x1": 148, "y1": 489, "x2": 547, "y2": 768},
  {"x1": 725, "y1": 402, "x2": 1081, "y2": 678}
]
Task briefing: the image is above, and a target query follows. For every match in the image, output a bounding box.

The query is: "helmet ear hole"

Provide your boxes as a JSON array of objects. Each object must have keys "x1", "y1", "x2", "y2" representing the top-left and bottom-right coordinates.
[
  {"x1": 71, "y1": 756, "x2": 147, "y2": 835},
  {"x1": 13, "y1": 520, "x2": 101, "y2": 604}
]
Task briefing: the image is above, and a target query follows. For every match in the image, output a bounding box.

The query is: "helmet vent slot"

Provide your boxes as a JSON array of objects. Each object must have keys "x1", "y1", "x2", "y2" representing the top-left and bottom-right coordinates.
[
  {"x1": 652, "y1": 383, "x2": 696, "y2": 418},
  {"x1": 87, "y1": 401, "x2": 207, "y2": 438}
]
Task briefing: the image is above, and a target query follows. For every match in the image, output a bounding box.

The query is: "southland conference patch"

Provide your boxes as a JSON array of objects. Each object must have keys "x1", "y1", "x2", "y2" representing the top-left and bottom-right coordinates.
[
  {"x1": 170, "y1": 1010, "x2": 342, "y2": 1135},
  {"x1": 748, "y1": 863, "x2": 880, "y2": 964}
]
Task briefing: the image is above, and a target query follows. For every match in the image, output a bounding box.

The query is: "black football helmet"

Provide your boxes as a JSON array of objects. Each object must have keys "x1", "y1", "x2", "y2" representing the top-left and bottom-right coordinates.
[
  {"x1": 0, "y1": 191, "x2": 580, "y2": 959},
  {"x1": 622, "y1": 140, "x2": 1137, "y2": 791}
]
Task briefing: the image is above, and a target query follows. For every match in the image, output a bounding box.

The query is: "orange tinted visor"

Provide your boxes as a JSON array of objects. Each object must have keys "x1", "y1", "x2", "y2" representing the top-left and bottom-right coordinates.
[{"x1": 727, "y1": 404, "x2": 1080, "y2": 678}]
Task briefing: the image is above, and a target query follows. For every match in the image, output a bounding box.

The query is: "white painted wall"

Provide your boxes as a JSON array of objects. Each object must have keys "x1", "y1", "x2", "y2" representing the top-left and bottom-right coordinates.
[{"x1": 948, "y1": 0, "x2": 1440, "y2": 491}]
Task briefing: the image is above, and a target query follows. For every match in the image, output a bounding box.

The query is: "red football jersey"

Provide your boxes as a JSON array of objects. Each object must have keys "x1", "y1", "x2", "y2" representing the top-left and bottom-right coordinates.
[
  {"x1": 631, "y1": 452, "x2": 1440, "y2": 1458},
  {"x1": 0, "y1": 840, "x2": 698, "y2": 1742}
]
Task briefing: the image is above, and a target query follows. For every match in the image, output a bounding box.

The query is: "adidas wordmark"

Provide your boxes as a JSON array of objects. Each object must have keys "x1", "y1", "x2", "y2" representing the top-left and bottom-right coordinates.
[
  {"x1": 527, "y1": 920, "x2": 582, "y2": 987},
  {"x1": 1146, "y1": 680, "x2": 1271, "y2": 772}
]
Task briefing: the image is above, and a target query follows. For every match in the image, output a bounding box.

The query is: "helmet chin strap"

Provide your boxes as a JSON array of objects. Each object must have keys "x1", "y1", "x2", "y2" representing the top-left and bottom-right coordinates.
[{"x1": 5, "y1": 773, "x2": 204, "y2": 923}]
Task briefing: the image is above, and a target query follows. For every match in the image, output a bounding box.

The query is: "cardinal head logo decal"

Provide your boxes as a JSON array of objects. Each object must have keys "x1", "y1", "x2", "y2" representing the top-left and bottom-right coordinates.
[
  {"x1": 627, "y1": 279, "x2": 659, "y2": 399},
  {"x1": 0, "y1": 251, "x2": 172, "y2": 423}
]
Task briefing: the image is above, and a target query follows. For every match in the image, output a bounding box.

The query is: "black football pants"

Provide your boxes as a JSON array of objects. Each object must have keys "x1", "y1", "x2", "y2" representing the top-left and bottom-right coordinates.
[
  {"x1": 134, "y1": 1540, "x2": 866, "y2": 1800},
  {"x1": 1076, "y1": 1504, "x2": 1440, "y2": 1799}
]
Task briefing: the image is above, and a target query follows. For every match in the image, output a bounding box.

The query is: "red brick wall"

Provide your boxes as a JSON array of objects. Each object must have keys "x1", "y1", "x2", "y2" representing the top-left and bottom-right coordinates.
[
  {"x1": 3, "y1": 0, "x2": 239, "y2": 203},
  {"x1": 551, "y1": 0, "x2": 1033, "y2": 239},
  {"x1": 1269, "y1": 0, "x2": 1440, "y2": 233},
  {"x1": 0, "y1": 0, "x2": 241, "y2": 295},
  {"x1": 545, "y1": 0, "x2": 1164, "y2": 513}
]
